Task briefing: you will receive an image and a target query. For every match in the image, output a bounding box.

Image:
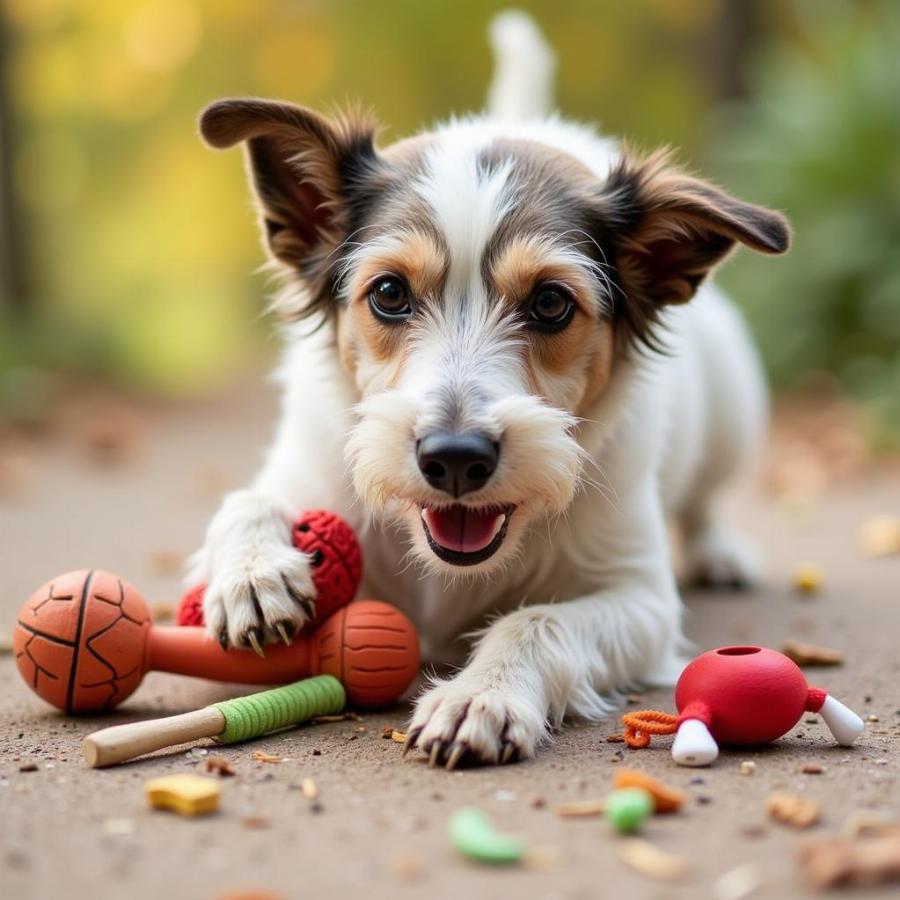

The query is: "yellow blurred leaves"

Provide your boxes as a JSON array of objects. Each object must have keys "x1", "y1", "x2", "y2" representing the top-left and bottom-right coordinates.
[{"x1": 123, "y1": 1, "x2": 204, "y2": 73}]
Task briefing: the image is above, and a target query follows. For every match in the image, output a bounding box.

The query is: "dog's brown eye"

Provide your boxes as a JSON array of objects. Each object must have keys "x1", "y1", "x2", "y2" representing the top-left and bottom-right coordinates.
[
  {"x1": 529, "y1": 285, "x2": 575, "y2": 330},
  {"x1": 369, "y1": 276, "x2": 412, "y2": 321}
]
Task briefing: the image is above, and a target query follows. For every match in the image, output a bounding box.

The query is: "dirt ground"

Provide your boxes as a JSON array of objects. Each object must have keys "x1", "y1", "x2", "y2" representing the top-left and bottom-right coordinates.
[{"x1": 1, "y1": 375, "x2": 899, "y2": 900}]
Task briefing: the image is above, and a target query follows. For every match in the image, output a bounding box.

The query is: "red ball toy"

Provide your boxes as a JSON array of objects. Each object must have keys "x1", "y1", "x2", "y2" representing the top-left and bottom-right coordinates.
[
  {"x1": 623, "y1": 645, "x2": 865, "y2": 766},
  {"x1": 176, "y1": 509, "x2": 362, "y2": 628}
]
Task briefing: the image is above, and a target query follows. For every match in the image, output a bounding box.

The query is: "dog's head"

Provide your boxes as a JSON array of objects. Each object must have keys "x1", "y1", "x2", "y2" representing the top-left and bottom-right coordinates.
[{"x1": 200, "y1": 100, "x2": 789, "y2": 576}]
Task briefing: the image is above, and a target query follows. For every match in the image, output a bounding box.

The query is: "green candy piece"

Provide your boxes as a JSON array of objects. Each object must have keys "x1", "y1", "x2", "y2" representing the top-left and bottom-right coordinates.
[
  {"x1": 449, "y1": 807, "x2": 525, "y2": 865},
  {"x1": 605, "y1": 788, "x2": 653, "y2": 833}
]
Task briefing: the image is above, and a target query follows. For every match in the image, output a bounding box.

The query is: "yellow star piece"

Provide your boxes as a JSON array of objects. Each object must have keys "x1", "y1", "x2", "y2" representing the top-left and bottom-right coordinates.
[{"x1": 144, "y1": 774, "x2": 220, "y2": 817}]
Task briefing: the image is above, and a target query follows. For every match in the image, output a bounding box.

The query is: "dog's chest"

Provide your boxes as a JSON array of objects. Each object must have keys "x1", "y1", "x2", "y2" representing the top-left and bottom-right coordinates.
[{"x1": 353, "y1": 520, "x2": 586, "y2": 665}]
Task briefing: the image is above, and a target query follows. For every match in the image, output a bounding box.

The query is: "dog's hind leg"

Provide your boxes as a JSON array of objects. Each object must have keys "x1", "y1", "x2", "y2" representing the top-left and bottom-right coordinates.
[{"x1": 676, "y1": 293, "x2": 768, "y2": 590}]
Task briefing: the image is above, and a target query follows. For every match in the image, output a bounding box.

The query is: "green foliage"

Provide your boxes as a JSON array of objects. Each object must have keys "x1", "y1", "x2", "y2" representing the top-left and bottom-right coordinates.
[
  {"x1": 715, "y1": 0, "x2": 900, "y2": 444},
  {"x1": 2, "y1": 0, "x2": 721, "y2": 393}
]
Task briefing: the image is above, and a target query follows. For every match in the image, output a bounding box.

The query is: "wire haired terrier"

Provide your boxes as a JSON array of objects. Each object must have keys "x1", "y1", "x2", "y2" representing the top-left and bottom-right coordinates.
[{"x1": 192, "y1": 10, "x2": 789, "y2": 767}]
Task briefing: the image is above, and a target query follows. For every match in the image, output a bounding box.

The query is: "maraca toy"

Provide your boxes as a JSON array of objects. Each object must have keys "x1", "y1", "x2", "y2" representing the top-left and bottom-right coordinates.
[
  {"x1": 176, "y1": 509, "x2": 363, "y2": 628},
  {"x1": 14, "y1": 569, "x2": 419, "y2": 714},
  {"x1": 622, "y1": 645, "x2": 865, "y2": 766}
]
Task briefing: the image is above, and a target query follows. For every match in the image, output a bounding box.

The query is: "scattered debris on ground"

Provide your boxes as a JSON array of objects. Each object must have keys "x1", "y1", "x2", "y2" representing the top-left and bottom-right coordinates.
[
  {"x1": 792, "y1": 562, "x2": 823, "y2": 594},
  {"x1": 554, "y1": 798, "x2": 606, "y2": 818},
  {"x1": 767, "y1": 792, "x2": 822, "y2": 829},
  {"x1": 150, "y1": 601, "x2": 175, "y2": 622},
  {"x1": 391, "y1": 851, "x2": 424, "y2": 881},
  {"x1": 251, "y1": 751, "x2": 282, "y2": 764},
  {"x1": 613, "y1": 768, "x2": 686, "y2": 813},
  {"x1": 300, "y1": 778, "x2": 318, "y2": 800},
  {"x1": 795, "y1": 827, "x2": 900, "y2": 889},
  {"x1": 617, "y1": 838, "x2": 689, "y2": 882},
  {"x1": 206, "y1": 756, "x2": 236, "y2": 777},
  {"x1": 149, "y1": 549, "x2": 184, "y2": 575},
  {"x1": 782, "y1": 639, "x2": 845, "y2": 667},
  {"x1": 712, "y1": 862, "x2": 762, "y2": 900}
]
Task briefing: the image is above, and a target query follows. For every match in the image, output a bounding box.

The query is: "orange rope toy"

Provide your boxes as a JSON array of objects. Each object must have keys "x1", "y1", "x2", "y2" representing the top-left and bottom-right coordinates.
[{"x1": 621, "y1": 709, "x2": 680, "y2": 748}]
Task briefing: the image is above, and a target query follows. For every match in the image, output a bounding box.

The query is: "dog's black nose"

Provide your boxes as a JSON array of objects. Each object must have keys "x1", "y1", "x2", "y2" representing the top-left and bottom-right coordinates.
[{"x1": 417, "y1": 431, "x2": 498, "y2": 497}]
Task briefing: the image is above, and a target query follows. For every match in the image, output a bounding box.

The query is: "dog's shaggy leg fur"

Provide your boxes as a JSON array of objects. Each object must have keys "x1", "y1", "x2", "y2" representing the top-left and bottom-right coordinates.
[{"x1": 407, "y1": 483, "x2": 685, "y2": 766}]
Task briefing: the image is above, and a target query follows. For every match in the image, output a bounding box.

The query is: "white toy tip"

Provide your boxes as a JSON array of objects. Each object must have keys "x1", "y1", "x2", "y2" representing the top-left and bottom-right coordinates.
[
  {"x1": 819, "y1": 694, "x2": 865, "y2": 746},
  {"x1": 672, "y1": 718, "x2": 719, "y2": 767}
]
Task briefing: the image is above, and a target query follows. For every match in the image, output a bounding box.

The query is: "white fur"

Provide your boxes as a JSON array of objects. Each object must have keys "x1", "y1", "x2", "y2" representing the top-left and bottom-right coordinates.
[{"x1": 192, "y1": 12, "x2": 768, "y2": 764}]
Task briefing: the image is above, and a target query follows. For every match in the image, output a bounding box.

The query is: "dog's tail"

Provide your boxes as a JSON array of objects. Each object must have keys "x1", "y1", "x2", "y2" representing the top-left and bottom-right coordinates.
[{"x1": 486, "y1": 9, "x2": 556, "y2": 121}]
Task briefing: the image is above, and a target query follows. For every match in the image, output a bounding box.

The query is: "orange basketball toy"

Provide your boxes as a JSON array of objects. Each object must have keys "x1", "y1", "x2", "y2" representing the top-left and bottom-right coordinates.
[{"x1": 15, "y1": 569, "x2": 419, "y2": 713}]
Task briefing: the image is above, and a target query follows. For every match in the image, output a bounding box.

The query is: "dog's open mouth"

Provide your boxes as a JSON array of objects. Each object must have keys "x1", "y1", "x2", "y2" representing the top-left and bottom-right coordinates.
[{"x1": 420, "y1": 504, "x2": 515, "y2": 566}]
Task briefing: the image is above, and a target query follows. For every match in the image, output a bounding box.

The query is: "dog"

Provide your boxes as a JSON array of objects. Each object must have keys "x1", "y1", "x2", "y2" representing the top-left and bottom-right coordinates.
[{"x1": 191, "y1": 11, "x2": 789, "y2": 768}]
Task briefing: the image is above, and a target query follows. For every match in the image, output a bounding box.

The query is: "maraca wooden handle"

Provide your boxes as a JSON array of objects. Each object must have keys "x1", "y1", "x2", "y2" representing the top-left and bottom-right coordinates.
[
  {"x1": 84, "y1": 707, "x2": 225, "y2": 768},
  {"x1": 83, "y1": 675, "x2": 346, "y2": 768}
]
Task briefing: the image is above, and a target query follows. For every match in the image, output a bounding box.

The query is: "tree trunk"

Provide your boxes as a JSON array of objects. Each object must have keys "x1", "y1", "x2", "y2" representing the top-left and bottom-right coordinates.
[
  {"x1": 706, "y1": 0, "x2": 761, "y2": 102},
  {"x1": 0, "y1": 15, "x2": 28, "y2": 317}
]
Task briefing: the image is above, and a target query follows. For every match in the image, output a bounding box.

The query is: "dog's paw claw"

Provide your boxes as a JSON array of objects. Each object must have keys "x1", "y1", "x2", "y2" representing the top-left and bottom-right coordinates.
[
  {"x1": 408, "y1": 680, "x2": 544, "y2": 768},
  {"x1": 274, "y1": 620, "x2": 295, "y2": 646},
  {"x1": 201, "y1": 541, "x2": 317, "y2": 650},
  {"x1": 242, "y1": 626, "x2": 266, "y2": 657},
  {"x1": 444, "y1": 742, "x2": 467, "y2": 771}
]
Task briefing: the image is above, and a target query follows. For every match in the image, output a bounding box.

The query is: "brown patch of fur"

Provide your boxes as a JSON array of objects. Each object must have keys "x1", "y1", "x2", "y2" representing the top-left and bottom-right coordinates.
[
  {"x1": 577, "y1": 323, "x2": 616, "y2": 412},
  {"x1": 337, "y1": 229, "x2": 447, "y2": 391},
  {"x1": 490, "y1": 233, "x2": 599, "y2": 322}
]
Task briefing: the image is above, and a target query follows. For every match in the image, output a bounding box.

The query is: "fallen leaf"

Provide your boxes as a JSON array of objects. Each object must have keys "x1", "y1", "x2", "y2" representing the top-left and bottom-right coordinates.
[
  {"x1": 206, "y1": 757, "x2": 236, "y2": 777},
  {"x1": 796, "y1": 831, "x2": 900, "y2": 889},
  {"x1": 767, "y1": 792, "x2": 821, "y2": 829},
  {"x1": 782, "y1": 639, "x2": 844, "y2": 667},
  {"x1": 554, "y1": 798, "x2": 606, "y2": 818},
  {"x1": 251, "y1": 751, "x2": 281, "y2": 764},
  {"x1": 617, "y1": 839, "x2": 689, "y2": 881}
]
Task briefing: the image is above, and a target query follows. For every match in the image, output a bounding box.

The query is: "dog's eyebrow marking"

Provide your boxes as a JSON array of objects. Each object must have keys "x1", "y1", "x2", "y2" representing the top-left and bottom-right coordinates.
[
  {"x1": 490, "y1": 233, "x2": 610, "y2": 318},
  {"x1": 414, "y1": 133, "x2": 515, "y2": 302},
  {"x1": 340, "y1": 229, "x2": 447, "y2": 305}
]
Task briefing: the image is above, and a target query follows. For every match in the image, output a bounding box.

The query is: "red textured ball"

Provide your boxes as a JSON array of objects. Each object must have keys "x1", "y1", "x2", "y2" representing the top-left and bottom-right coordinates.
[
  {"x1": 176, "y1": 510, "x2": 362, "y2": 629},
  {"x1": 291, "y1": 509, "x2": 363, "y2": 618},
  {"x1": 176, "y1": 584, "x2": 205, "y2": 627}
]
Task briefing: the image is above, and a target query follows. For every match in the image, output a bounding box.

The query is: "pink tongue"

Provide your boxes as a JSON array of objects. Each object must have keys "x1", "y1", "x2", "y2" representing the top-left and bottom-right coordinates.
[{"x1": 423, "y1": 506, "x2": 503, "y2": 554}]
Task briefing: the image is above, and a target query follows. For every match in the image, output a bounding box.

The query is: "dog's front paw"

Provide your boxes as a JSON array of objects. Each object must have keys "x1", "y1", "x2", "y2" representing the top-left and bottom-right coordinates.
[
  {"x1": 202, "y1": 543, "x2": 316, "y2": 653},
  {"x1": 405, "y1": 677, "x2": 547, "y2": 769}
]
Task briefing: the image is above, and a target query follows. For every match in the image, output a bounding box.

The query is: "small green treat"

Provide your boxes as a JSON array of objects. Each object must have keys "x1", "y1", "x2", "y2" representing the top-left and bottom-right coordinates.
[
  {"x1": 605, "y1": 788, "x2": 653, "y2": 833},
  {"x1": 449, "y1": 807, "x2": 525, "y2": 865}
]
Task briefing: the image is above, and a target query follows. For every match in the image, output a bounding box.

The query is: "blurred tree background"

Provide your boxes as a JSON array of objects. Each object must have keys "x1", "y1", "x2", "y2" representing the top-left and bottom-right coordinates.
[{"x1": 0, "y1": 0, "x2": 897, "y2": 440}]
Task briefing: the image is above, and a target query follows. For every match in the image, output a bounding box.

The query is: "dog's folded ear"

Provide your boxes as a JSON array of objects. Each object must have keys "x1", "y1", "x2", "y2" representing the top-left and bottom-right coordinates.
[
  {"x1": 599, "y1": 148, "x2": 789, "y2": 343},
  {"x1": 199, "y1": 98, "x2": 380, "y2": 306}
]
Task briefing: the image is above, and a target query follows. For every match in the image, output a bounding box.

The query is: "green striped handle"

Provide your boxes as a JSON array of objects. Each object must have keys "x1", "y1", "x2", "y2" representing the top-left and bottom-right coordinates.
[{"x1": 213, "y1": 674, "x2": 345, "y2": 744}]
